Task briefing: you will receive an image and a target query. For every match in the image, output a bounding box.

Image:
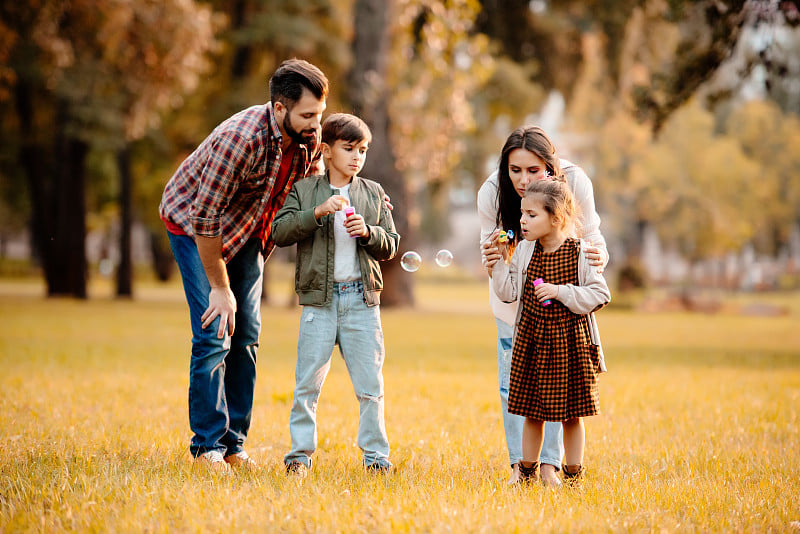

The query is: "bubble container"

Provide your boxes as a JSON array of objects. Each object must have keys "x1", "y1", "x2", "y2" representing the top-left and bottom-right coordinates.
[
  {"x1": 532, "y1": 277, "x2": 552, "y2": 306},
  {"x1": 344, "y1": 206, "x2": 357, "y2": 237}
]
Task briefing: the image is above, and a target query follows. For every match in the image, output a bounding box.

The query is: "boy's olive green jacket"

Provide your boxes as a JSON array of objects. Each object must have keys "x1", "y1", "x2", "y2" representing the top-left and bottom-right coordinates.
[{"x1": 271, "y1": 172, "x2": 400, "y2": 307}]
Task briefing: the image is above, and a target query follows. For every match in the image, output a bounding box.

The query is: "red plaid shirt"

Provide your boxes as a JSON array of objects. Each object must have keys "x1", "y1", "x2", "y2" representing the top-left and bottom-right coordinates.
[{"x1": 159, "y1": 102, "x2": 322, "y2": 262}]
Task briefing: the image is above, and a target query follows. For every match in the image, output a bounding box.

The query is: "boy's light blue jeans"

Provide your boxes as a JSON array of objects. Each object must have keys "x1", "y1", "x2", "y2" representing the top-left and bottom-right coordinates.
[
  {"x1": 497, "y1": 318, "x2": 564, "y2": 468},
  {"x1": 168, "y1": 233, "x2": 263, "y2": 458},
  {"x1": 284, "y1": 281, "x2": 390, "y2": 469}
]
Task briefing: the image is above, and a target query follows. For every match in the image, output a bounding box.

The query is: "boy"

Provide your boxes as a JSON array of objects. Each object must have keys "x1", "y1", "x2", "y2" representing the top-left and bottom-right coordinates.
[{"x1": 272, "y1": 113, "x2": 400, "y2": 477}]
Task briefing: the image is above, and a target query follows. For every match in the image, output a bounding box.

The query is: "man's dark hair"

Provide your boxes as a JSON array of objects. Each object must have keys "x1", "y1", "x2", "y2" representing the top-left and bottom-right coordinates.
[
  {"x1": 269, "y1": 59, "x2": 329, "y2": 109},
  {"x1": 322, "y1": 113, "x2": 372, "y2": 146}
]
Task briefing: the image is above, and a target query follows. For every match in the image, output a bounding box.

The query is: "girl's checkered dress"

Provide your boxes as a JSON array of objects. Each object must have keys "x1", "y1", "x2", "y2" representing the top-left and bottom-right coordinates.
[{"x1": 508, "y1": 238, "x2": 601, "y2": 421}]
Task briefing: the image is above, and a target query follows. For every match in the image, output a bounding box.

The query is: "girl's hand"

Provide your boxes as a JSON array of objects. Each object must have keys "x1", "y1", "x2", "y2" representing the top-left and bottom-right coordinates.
[
  {"x1": 534, "y1": 282, "x2": 559, "y2": 304},
  {"x1": 345, "y1": 212, "x2": 368, "y2": 238},
  {"x1": 314, "y1": 195, "x2": 348, "y2": 219},
  {"x1": 583, "y1": 242, "x2": 607, "y2": 273}
]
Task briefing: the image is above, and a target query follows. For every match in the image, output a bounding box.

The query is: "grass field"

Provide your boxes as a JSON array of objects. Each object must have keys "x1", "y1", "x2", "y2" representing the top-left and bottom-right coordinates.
[{"x1": 1, "y1": 273, "x2": 799, "y2": 532}]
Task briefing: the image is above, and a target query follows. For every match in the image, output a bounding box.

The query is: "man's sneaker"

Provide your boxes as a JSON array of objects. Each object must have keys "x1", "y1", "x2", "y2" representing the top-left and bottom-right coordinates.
[
  {"x1": 285, "y1": 460, "x2": 309, "y2": 479},
  {"x1": 224, "y1": 451, "x2": 256, "y2": 470},
  {"x1": 194, "y1": 450, "x2": 229, "y2": 473}
]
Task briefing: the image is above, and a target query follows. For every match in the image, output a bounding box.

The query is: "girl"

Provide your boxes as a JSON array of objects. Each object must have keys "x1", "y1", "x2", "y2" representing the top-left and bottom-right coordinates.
[
  {"x1": 477, "y1": 126, "x2": 608, "y2": 486},
  {"x1": 487, "y1": 179, "x2": 610, "y2": 484}
]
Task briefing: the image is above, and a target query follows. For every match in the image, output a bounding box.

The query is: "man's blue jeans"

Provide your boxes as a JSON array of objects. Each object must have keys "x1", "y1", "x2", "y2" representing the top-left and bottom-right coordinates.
[
  {"x1": 496, "y1": 318, "x2": 564, "y2": 468},
  {"x1": 168, "y1": 233, "x2": 263, "y2": 457},
  {"x1": 284, "y1": 281, "x2": 390, "y2": 469}
]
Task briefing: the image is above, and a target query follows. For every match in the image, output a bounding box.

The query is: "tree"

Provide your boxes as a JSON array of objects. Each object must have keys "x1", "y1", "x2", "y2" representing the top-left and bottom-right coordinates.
[
  {"x1": 387, "y1": 0, "x2": 492, "y2": 242},
  {"x1": 346, "y1": 0, "x2": 492, "y2": 305},
  {"x1": 1, "y1": 0, "x2": 219, "y2": 297},
  {"x1": 347, "y1": 0, "x2": 413, "y2": 306},
  {"x1": 726, "y1": 99, "x2": 800, "y2": 254}
]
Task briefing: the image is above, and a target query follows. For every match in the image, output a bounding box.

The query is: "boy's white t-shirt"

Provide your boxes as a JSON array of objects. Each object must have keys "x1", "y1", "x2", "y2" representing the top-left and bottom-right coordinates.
[{"x1": 331, "y1": 183, "x2": 362, "y2": 282}]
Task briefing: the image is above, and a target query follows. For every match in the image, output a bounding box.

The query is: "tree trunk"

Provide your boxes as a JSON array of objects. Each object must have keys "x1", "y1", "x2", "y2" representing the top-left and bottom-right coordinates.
[
  {"x1": 150, "y1": 230, "x2": 175, "y2": 282},
  {"x1": 15, "y1": 79, "x2": 50, "y2": 272},
  {"x1": 230, "y1": 0, "x2": 253, "y2": 78},
  {"x1": 348, "y1": 0, "x2": 414, "y2": 307},
  {"x1": 47, "y1": 102, "x2": 89, "y2": 298},
  {"x1": 18, "y1": 88, "x2": 89, "y2": 298},
  {"x1": 116, "y1": 145, "x2": 133, "y2": 297}
]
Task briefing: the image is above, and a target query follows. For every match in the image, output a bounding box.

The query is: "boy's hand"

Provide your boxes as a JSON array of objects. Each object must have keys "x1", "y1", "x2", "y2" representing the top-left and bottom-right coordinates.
[
  {"x1": 345, "y1": 212, "x2": 368, "y2": 238},
  {"x1": 314, "y1": 195, "x2": 348, "y2": 219},
  {"x1": 534, "y1": 282, "x2": 559, "y2": 304}
]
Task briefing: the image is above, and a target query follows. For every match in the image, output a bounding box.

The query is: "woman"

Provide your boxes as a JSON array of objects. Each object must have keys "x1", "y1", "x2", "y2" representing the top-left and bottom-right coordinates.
[{"x1": 477, "y1": 126, "x2": 608, "y2": 485}]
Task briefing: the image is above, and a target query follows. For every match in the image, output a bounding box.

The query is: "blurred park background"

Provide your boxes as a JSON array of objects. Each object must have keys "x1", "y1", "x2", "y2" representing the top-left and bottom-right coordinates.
[{"x1": 1, "y1": 0, "x2": 800, "y2": 308}]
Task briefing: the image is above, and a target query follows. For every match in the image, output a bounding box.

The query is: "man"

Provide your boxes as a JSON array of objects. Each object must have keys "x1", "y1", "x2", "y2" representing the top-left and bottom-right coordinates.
[{"x1": 159, "y1": 58, "x2": 328, "y2": 471}]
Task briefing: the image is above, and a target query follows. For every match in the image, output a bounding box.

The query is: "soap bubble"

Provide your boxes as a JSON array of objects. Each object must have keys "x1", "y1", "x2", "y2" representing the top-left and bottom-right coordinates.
[
  {"x1": 435, "y1": 249, "x2": 453, "y2": 268},
  {"x1": 400, "y1": 251, "x2": 422, "y2": 272}
]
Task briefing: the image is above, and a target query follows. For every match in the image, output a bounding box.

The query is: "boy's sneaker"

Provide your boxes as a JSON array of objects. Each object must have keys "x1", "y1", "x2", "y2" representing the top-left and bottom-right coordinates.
[
  {"x1": 285, "y1": 460, "x2": 309, "y2": 479},
  {"x1": 224, "y1": 451, "x2": 256, "y2": 470},
  {"x1": 364, "y1": 461, "x2": 392, "y2": 473},
  {"x1": 194, "y1": 450, "x2": 229, "y2": 473}
]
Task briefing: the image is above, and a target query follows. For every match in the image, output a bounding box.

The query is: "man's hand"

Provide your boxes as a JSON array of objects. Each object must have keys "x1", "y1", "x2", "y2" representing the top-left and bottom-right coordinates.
[{"x1": 202, "y1": 286, "x2": 237, "y2": 339}]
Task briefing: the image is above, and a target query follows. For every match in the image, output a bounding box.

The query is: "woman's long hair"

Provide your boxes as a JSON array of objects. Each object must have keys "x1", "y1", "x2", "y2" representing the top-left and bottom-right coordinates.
[{"x1": 495, "y1": 126, "x2": 564, "y2": 244}]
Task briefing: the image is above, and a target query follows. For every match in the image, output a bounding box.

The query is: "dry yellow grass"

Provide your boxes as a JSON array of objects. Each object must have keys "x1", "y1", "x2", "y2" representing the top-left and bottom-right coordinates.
[{"x1": 0, "y1": 275, "x2": 798, "y2": 532}]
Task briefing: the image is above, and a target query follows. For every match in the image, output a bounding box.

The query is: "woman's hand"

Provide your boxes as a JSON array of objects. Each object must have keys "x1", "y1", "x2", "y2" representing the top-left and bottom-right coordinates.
[{"x1": 583, "y1": 242, "x2": 608, "y2": 273}]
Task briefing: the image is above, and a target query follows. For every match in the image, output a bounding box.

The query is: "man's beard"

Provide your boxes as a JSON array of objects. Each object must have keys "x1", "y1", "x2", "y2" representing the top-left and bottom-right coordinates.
[{"x1": 283, "y1": 114, "x2": 315, "y2": 144}]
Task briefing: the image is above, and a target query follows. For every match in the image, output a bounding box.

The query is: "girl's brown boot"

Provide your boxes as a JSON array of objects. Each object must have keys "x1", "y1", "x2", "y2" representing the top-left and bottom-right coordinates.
[
  {"x1": 517, "y1": 461, "x2": 540, "y2": 484},
  {"x1": 562, "y1": 464, "x2": 584, "y2": 487}
]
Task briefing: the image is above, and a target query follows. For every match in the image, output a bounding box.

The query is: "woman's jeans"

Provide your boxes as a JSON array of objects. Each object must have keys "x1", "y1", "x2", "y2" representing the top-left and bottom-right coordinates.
[
  {"x1": 284, "y1": 281, "x2": 390, "y2": 469},
  {"x1": 496, "y1": 318, "x2": 564, "y2": 468},
  {"x1": 168, "y1": 233, "x2": 263, "y2": 458}
]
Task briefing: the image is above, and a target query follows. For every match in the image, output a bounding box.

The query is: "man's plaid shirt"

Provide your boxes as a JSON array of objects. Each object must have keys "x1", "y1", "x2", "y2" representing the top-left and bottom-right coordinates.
[{"x1": 159, "y1": 102, "x2": 322, "y2": 262}]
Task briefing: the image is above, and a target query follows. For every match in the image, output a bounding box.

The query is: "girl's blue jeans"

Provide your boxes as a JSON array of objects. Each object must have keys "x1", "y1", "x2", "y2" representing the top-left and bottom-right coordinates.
[
  {"x1": 496, "y1": 318, "x2": 564, "y2": 468},
  {"x1": 284, "y1": 281, "x2": 390, "y2": 469},
  {"x1": 168, "y1": 233, "x2": 263, "y2": 458}
]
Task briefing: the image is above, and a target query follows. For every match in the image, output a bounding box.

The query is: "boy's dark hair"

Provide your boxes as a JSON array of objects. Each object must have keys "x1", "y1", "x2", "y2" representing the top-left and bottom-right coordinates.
[
  {"x1": 269, "y1": 58, "x2": 329, "y2": 109},
  {"x1": 321, "y1": 113, "x2": 372, "y2": 146}
]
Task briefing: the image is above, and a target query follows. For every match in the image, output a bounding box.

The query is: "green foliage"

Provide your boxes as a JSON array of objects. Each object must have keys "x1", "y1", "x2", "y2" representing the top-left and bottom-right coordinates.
[
  {"x1": 726, "y1": 99, "x2": 800, "y2": 252},
  {"x1": 27, "y1": 0, "x2": 221, "y2": 144},
  {"x1": 1, "y1": 0, "x2": 799, "y2": 293}
]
